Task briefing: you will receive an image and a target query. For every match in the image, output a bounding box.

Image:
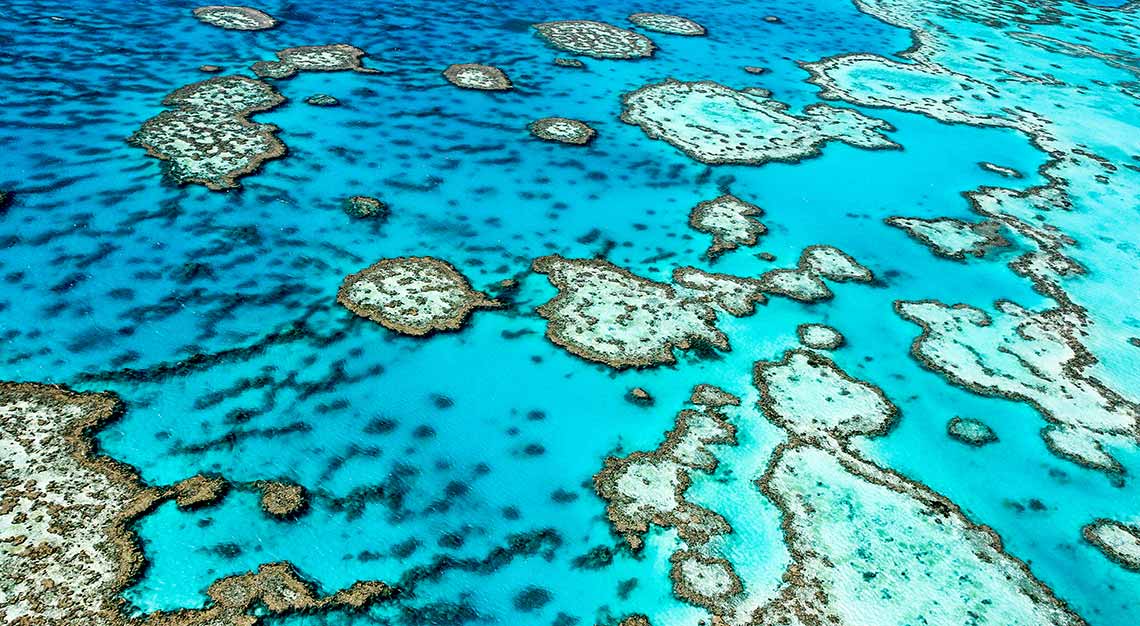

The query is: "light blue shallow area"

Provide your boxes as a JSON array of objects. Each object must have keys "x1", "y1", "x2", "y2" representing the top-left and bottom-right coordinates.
[{"x1": 0, "y1": 0, "x2": 1137, "y2": 625}]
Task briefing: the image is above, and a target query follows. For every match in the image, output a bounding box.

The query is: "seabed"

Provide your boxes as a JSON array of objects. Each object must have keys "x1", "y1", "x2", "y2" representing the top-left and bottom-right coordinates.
[{"x1": 2, "y1": 1, "x2": 1139, "y2": 625}]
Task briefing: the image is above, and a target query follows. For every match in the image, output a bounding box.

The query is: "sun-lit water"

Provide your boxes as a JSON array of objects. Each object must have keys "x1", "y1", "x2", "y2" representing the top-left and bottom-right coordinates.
[{"x1": 2, "y1": 1, "x2": 1139, "y2": 625}]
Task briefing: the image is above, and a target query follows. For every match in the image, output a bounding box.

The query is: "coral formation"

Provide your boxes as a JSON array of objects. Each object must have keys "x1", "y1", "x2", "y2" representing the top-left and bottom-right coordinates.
[
  {"x1": 796, "y1": 323, "x2": 844, "y2": 350},
  {"x1": 897, "y1": 299, "x2": 1138, "y2": 472},
  {"x1": 947, "y1": 417, "x2": 998, "y2": 446},
  {"x1": 338, "y1": 257, "x2": 500, "y2": 336},
  {"x1": 627, "y1": 387, "x2": 653, "y2": 405},
  {"x1": 595, "y1": 386, "x2": 745, "y2": 612},
  {"x1": 533, "y1": 21, "x2": 655, "y2": 59},
  {"x1": 0, "y1": 382, "x2": 393, "y2": 626},
  {"x1": 886, "y1": 216, "x2": 1009, "y2": 261},
  {"x1": 801, "y1": 0, "x2": 1140, "y2": 483},
  {"x1": 533, "y1": 256, "x2": 766, "y2": 368},
  {"x1": 750, "y1": 351, "x2": 1086, "y2": 626},
  {"x1": 628, "y1": 13, "x2": 706, "y2": 36},
  {"x1": 342, "y1": 195, "x2": 388, "y2": 219},
  {"x1": 1082, "y1": 519, "x2": 1140, "y2": 572},
  {"x1": 672, "y1": 267, "x2": 767, "y2": 317},
  {"x1": 252, "y1": 45, "x2": 375, "y2": 80},
  {"x1": 258, "y1": 480, "x2": 309, "y2": 519},
  {"x1": 758, "y1": 245, "x2": 873, "y2": 302},
  {"x1": 529, "y1": 117, "x2": 596, "y2": 145},
  {"x1": 687, "y1": 194, "x2": 766, "y2": 259},
  {"x1": 621, "y1": 79, "x2": 897, "y2": 165},
  {"x1": 533, "y1": 256, "x2": 726, "y2": 368},
  {"x1": 669, "y1": 550, "x2": 742, "y2": 614},
  {"x1": 553, "y1": 58, "x2": 585, "y2": 68},
  {"x1": 172, "y1": 473, "x2": 229, "y2": 510},
  {"x1": 129, "y1": 75, "x2": 285, "y2": 190},
  {"x1": 305, "y1": 94, "x2": 340, "y2": 106},
  {"x1": 192, "y1": 6, "x2": 277, "y2": 30},
  {"x1": 442, "y1": 64, "x2": 512, "y2": 90}
]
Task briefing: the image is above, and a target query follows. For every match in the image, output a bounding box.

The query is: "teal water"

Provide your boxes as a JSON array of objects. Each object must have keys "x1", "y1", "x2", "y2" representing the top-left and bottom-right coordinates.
[{"x1": 1, "y1": 0, "x2": 1138, "y2": 624}]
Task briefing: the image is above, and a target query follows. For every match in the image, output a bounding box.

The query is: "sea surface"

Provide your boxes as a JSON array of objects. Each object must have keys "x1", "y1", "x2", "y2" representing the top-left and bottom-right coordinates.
[{"x1": 1, "y1": 0, "x2": 1138, "y2": 625}]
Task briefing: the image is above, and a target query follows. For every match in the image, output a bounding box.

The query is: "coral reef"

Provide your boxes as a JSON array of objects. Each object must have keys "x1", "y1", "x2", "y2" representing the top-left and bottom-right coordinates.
[
  {"x1": 897, "y1": 299, "x2": 1138, "y2": 472},
  {"x1": 533, "y1": 256, "x2": 766, "y2": 368},
  {"x1": 342, "y1": 195, "x2": 388, "y2": 219},
  {"x1": 442, "y1": 64, "x2": 512, "y2": 90},
  {"x1": 626, "y1": 387, "x2": 654, "y2": 405},
  {"x1": 796, "y1": 323, "x2": 844, "y2": 350},
  {"x1": 257, "y1": 480, "x2": 309, "y2": 519},
  {"x1": 687, "y1": 194, "x2": 766, "y2": 259},
  {"x1": 0, "y1": 382, "x2": 393, "y2": 625},
  {"x1": 305, "y1": 94, "x2": 340, "y2": 106},
  {"x1": 529, "y1": 117, "x2": 596, "y2": 145},
  {"x1": 947, "y1": 417, "x2": 998, "y2": 446},
  {"x1": 129, "y1": 76, "x2": 285, "y2": 190},
  {"x1": 338, "y1": 257, "x2": 500, "y2": 336},
  {"x1": 628, "y1": 13, "x2": 706, "y2": 36},
  {"x1": 801, "y1": 0, "x2": 1140, "y2": 483},
  {"x1": 886, "y1": 216, "x2": 1009, "y2": 261},
  {"x1": 758, "y1": 245, "x2": 873, "y2": 302},
  {"x1": 595, "y1": 386, "x2": 745, "y2": 612},
  {"x1": 192, "y1": 6, "x2": 277, "y2": 30},
  {"x1": 533, "y1": 21, "x2": 655, "y2": 59},
  {"x1": 621, "y1": 79, "x2": 897, "y2": 165},
  {"x1": 252, "y1": 45, "x2": 375, "y2": 80},
  {"x1": 1082, "y1": 519, "x2": 1140, "y2": 572},
  {"x1": 750, "y1": 351, "x2": 1086, "y2": 626},
  {"x1": 669, "y1": 550, "x2": 742, "y2": 614},
  {"x1": 172, "y1": 473, "x2": 229, "y2": 510},
  {"x1": 672, "y1": 267, "x2": 767, "y2": 317}
]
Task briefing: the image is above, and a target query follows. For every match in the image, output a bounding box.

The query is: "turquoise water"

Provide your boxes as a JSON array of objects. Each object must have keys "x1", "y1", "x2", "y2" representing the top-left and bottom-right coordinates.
[{"x1": 2, "y1": 0, "x2": 1138, "y2": 624}]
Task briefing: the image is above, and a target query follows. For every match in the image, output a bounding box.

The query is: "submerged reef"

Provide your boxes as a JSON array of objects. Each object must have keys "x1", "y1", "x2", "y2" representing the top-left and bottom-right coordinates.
[
  {"x1": 0, "y1": 383, "x2": 393, "y2": 625},
  {"x1": 886, "y1": 216, "x2": 1009, "y2": 261},
  {"x1": 749, "y1": 350, "x2": 1085, "y2": 626},
  {"x1": 192, "y1": 6, "x2": 277, "y2": 30},
  {"x1": 897, "y1": 300, "x2": 1138, "y2": 473},
  {"x1": 529, "y1": 117, "x2": 596, "y2": 145},
  {"x1": 342, "y1": 195, "x2": 388, "y2": 220},
  {"x1": 621, "y1": 79, "x2": 898, "y2": 165},
  {"x1": 338, "y1": 257, "x2": 500, "y2": 336},
  {"x1": 594, "y1": 385, "x2": 744, "y2": 612},
  {"x1": 442, "y1": 64, "x2": 512, "y2": 91},
  {"x1": 796, "y1": 323, "x2": 844, "y2": 350},
  {"x1": 532, "y1": 256, "x2": 766, "y2": 368},
  {"x1": 305, "y1": 94, "x2": 340, "y2": 106},
  {"x1": 533, "y1": 21, "x2": 655, "y2": 59},
  {"x1": 553, "y1": 57, "x2": 585, "y2": 68},
  {"x1": 252, "y1": 45, "x2": 375, "y2": 80},
  {"x1": 947, "y1": 417, "x2": 998, "y2": 446},
  {"x1": 129, "y1": 76, "x2": 285, "y2": 190},
  {"x1": 687, "y1": 194, "x2": 767, "y2": 259},
  {"x1": 1083, "y1": 519, "x2": 1140, "y2": 572},
  {"x1": 758, "y1": 245, "x2": 874, "y2": 302},
  {"x1": 627, "y1": 13, "x2": 706, "y2": 36}
]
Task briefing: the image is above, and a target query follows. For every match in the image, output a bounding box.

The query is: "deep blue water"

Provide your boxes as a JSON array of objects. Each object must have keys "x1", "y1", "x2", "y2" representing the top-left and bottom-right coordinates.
[{"x1": 1, "y1": 1, "x2": 1138, "y2": 625}]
